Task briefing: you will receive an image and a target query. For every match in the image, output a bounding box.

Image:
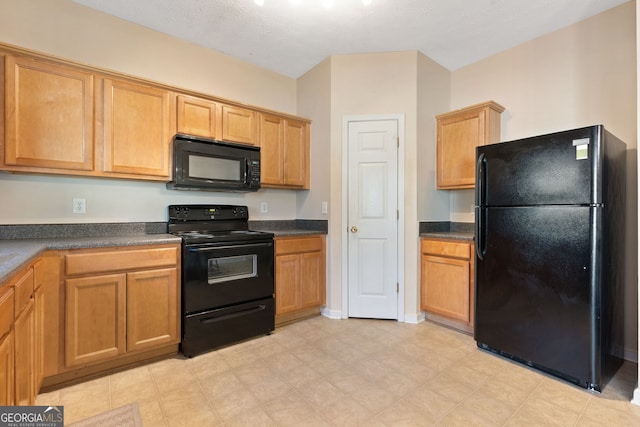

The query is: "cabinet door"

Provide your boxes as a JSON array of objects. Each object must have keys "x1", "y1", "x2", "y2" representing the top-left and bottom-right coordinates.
[
  {"x1": 14, "y1": 299, "x2": 35, "y2": 406},
  {"x1": 275, "y1": 254, "x2": 301, "y2": 315},
  {"x1": 34, "y1": 285, "x2": 45, "y2": 391},
  {"x1": 102, "y1": 78, "x2": 174, "y2": 179},
  {"x1": 0, "y1": 299, "x2": 11, "y2": 405},
  {"x1": 300, "y1": 251, "x2": 325, "y2": 308},
  {"x1": 421, "y1": 255, "x2": 470, "y2": 323},
  {"x1": 220, "y1": 104, "x2": 257, "y2": 145},
  {"x1": 127, "y1": 268, "x2": 179, "y2": 352},
  {"x1": 4, "y1": 55, "x2": 94, "y2": 171},
  {"x1": 176, "y1": 95, "x2": 217, "y2": 138},
  {"x1": 0, "y1": 331, "x2": 14, "y2": 406},
  {"x1": 65, "y1": 274, "x2": 126, "y2": 367},
  {"x1": 259, "y1": 113, "x2": 285, "y2": 185},
  {"x1": 437, "y1": 110, "x2": 485, "y2": 189},
  {"x1": 283, "y1": 119, "x2": 308, "y2": 187}
]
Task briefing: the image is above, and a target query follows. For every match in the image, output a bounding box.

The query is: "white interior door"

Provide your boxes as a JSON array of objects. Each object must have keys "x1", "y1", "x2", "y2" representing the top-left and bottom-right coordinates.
[{"x1": 347, "y1": 119, "x2": 399, "y2": 319}]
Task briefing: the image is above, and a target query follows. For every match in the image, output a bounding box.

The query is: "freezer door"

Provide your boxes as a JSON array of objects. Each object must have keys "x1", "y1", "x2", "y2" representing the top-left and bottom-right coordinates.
[
  {"x1": 475, "y1": 205, "x2": 597, "y2": 387},
  {"x1": 476, "y1": 126, "x2": 601, "y2": 207}
]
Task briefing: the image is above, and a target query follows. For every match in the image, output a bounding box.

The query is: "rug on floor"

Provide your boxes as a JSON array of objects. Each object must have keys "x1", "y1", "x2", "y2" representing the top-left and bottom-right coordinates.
[{"x1": 68, "y1": 402, "x2": 142, "y2": 427}]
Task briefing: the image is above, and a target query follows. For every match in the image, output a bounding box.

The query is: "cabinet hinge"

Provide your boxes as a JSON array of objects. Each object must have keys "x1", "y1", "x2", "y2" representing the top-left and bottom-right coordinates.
[
  {"x1": 397, "y1": 137, "x2": 400, "y2": 148},
  {"x1": 397, "y1": 282, "x2": 399, "y2": 293},
  {"x1": 397, "y1": 210, "x2": 399, "y2": 220}
]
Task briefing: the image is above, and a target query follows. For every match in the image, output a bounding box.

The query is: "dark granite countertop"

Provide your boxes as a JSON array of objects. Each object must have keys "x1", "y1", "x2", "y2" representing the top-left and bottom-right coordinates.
[
  {"x1": 0, "y1": 219, "x2": 328, "y2": 286},
  {"x1": 255, "y1": 228, "x2": 327, "y2": 237},
  {"x1": 419, "y1": 231, "x2": 474, "y2": 241},
  {"x1": 0, "y1": 231, "x2": 180, "y2": 286},
  {"x1": 419, "y1": 221, "x2": 474, "y2": 241},
  {"x1": 250, "y1": 219, "x2": 327, "y2": 237}
]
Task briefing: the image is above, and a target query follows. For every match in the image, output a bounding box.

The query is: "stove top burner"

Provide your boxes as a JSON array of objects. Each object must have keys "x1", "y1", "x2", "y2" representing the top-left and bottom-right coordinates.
[{"x1": 167, "y1": 205, "x2": 273, "y2": 245}]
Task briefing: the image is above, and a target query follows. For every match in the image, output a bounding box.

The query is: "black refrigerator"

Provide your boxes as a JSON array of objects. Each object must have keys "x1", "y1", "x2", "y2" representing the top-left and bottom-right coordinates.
[{"x1": 474, "y1": 125, "x2": 625, "y2": 391}]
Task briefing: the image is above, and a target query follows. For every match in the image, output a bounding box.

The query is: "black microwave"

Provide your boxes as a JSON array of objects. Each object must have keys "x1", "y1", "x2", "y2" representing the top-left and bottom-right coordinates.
[{"x1": 167, "y1": 134, "x2": 261, "y2": 192}]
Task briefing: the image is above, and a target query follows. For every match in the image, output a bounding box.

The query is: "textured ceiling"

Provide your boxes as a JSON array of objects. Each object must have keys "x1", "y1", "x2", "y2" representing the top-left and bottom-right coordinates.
[{"x1": 72, "y1": 0, "x2": 630, "y2": 78}]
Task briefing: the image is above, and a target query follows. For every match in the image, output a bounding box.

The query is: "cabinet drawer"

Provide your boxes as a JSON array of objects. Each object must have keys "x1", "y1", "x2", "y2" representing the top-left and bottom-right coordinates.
[
  {"x1": 0, "y1": 287, "x2": 14, "y2": 338},
  {"x1": 421, "y1": 239, "x2": 470, "y2": 260},
  {"x1": 13, "y1": 267, "x2": 34, "y2": 317},
  {"x1": 66, "y1": 246, "x2": 178, "y2": 276},
  {"x1": 275, "y1": 236, "x2": 324, "y2": 255}
]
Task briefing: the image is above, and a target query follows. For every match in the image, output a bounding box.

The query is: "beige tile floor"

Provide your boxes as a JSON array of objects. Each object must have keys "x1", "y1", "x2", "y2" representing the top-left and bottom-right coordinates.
[{"x1": 36, "y1": 316, "x2": 640, "y2": 426}]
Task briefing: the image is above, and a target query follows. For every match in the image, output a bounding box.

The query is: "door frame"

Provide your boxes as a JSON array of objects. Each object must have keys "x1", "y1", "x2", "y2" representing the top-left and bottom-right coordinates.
[{"x1": 341, "y1": 114, "x2": 405, "y2": 321}]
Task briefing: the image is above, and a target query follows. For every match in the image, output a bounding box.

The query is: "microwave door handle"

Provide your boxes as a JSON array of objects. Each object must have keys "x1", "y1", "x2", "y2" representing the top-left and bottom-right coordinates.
[{"x1": 245, "y1": 159, "x2": 249, "y2": 183}]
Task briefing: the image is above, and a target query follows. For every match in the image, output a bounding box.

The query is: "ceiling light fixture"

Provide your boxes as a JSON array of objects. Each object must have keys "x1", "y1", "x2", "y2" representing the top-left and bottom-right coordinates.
[{"x1": 253, "y1": 0, "x2": 372, "y2": 7}]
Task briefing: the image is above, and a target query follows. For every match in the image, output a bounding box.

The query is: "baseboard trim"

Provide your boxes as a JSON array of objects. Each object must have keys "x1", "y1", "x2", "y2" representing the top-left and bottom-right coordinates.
[{"x1": 321, "y1": 307, "x2": 342, "y2": 319}]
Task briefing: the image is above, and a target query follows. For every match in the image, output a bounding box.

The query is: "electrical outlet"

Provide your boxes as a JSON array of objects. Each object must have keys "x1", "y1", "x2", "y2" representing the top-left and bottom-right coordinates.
[
  {"x1": 321, "y1": 201, "x2": 328, "y2": 215},
  {"x1": 260, "y1": 202, "x2": 268, "y2": 213},
  {"x1": 73, "y1": 198, "x2": 86, "y2": 214}
]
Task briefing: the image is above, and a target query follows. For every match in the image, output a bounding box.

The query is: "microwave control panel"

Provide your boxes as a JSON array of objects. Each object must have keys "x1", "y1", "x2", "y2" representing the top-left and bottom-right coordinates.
[{"x1": 250, "y1": 160, "x2": 261, "y2": 186}]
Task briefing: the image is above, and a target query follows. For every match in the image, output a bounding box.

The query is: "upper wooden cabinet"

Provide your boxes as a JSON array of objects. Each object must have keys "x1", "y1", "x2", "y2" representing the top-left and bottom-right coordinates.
[
  {"x1": 0, "y1": 44, "x2": 312, "y2": 186},
  {"x1": 259, "y1": 113, "x2": 310, "y2": 189},
  {"x1": 101, "y1": 78, "x2": 175, "y2": 179},
  {"x1": 436, "y1": 101, "x2": 504, "y2": 189},
  {"x1": 2, "y1": 54, "x2": 176, "y2": 181},
  {"x1": 3, "y1": 55, "x2": 95, "y2": 172},
  {"x1": 176, "y1": 94, "x2": 217, "y2": 138},
  {"x1": 220, "y1": 103, "x2": 258, "y2": 145},
  {"x1": 176, "y1": 95, "x2": 259, "y2": 146}
]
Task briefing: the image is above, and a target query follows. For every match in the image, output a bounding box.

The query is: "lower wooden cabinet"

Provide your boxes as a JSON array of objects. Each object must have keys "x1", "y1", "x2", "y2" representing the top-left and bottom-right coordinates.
[
  {"x1": 63, "y1": 244, "x2": 180, "y2": 369},
  {"x1": 0, "y1": 243, "x2": 181, "y2": 397},
  {"x1": 420, "y1": 238, "x2": 475, "y2": 332},
  {"x1": 0, "y1": 330, "x2": 14, "y2": 406},
  {"x1": 126, "y1": 268, "x2": 179, "y2": 352},
  {"x1": 65, "y1": 274, "x2": 127, "y2": 367},
  {"x1": 5, "y1": 261, "x2": 37, "y2": 406},
  {"x1": 0, "y1": 284, "x2": 15, "y2": 406},
  {"x1": 2, "y1": 254, "x2": 58, "y2": 405},
  {"x1": 14, "y1": 299, "x2": 35, "y2": 406},
  {"x1": 274, "y1": 235, "x2": 326, "y2": 325}
]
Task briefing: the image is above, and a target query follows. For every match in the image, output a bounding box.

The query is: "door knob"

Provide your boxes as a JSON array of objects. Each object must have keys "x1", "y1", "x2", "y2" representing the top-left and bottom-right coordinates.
[{"x1": 350, "y1": 226, "x2": 358, "y2": 233}]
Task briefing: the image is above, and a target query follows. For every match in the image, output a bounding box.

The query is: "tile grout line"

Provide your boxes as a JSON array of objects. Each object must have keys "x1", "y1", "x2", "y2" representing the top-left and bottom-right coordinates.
[
  {"x1": 500, "y1": 374, "x2": 545, "y2": 426},
  {"x1": 147, "y1": 364, "x2": 171, "y2": 426},
  {"x1": 572, "y1": 392, "x2": 594, "y2": 426}
]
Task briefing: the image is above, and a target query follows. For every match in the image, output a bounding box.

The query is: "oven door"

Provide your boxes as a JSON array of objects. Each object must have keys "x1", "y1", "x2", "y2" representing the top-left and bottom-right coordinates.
[{"x1": 183, "y1": 239, "x2": 274, "y2": 314}]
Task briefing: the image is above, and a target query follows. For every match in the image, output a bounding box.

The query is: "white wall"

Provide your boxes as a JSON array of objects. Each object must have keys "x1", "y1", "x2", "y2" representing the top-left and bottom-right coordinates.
[
  {"x1": 319, "y1": 52, "x2": 418, "y2": 319},
  {"x1": 450, "y1": 2, "x2": 638, "y2": 360},
  {"x1": 0, "y1": 0, "x2": 303, "y2": 223},
  {"x1": 297, "y1": 59, "x2": 332, "y2": 220},
  {"x1": 417, "y1": 54, "x2": 451, "y2": 222}
]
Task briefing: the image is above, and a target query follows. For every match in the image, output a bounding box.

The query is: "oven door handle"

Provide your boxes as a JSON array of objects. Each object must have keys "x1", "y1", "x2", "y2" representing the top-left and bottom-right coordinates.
[{"x1": 188, "y1": 242, "x2": 273, "y2": 252}]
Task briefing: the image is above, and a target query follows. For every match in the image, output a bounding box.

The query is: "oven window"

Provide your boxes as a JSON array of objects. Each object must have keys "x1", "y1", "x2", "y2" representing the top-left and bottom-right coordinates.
[
  {"x1": 189, "y1": 154, "x2": 241, "y2": 181},
  {"x1": 207, "y1": 254, "x2": 257, "y2": 284}
]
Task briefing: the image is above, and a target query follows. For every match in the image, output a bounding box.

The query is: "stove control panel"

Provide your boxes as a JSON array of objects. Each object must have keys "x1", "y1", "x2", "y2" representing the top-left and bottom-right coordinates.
[{"x1": 169, "y1": 205, "x2": 248, "y2": 221}]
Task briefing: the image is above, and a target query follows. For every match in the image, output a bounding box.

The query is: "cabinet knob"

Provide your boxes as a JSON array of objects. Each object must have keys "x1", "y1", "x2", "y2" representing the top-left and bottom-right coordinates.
[{"x1": 350, "y1": 226, "x2": 358, "y2": 233}]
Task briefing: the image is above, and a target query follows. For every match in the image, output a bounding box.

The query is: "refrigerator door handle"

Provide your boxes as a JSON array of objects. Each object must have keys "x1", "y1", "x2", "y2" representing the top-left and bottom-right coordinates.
[
  {"x1": 475, "y1": 153, "x2": 487, "y2": 260},
  {"x1": 475, "y1": 206, "x2": 484, "y2": 260}
]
